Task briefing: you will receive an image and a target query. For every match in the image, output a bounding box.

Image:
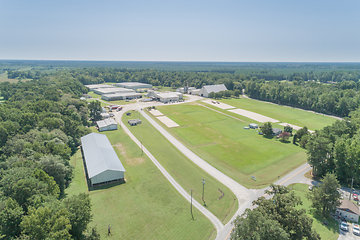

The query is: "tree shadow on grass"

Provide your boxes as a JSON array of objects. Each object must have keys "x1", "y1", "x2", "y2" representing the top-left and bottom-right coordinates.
[{"x1": 309, "y1": 208, "x2": 339, "y2": 234}]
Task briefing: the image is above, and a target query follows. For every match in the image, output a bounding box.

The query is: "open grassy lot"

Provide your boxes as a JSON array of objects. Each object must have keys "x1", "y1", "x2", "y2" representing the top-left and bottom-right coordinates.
[
  {"x1": 156, "y1": 103, "x2": 307, "y2": 188},
  {"x1": 220, "y1": 98, "x2": 337, "y2": 130},
  {"x1": 123, "y1": 111, "x2": 238, "y2": 223},
  {"x1": 66, "y1": 128, "x2": 215, "y2": 240},
  {"x1": 289, "y1": 183, "x2": 339, "y2": 240}
]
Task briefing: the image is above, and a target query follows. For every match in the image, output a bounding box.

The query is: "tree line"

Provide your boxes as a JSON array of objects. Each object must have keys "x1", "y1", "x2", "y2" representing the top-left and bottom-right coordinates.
[{"x1": 0, "y1": 75, "x2": 100, "y2": 239}]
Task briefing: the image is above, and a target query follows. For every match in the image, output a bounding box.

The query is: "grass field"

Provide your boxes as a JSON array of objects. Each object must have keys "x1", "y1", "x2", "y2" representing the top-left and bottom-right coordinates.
[
  {"x1": 289, "y1": 184, "x2": 339, "y2": 240},
  {"x1": 155, "y1": 103, "x2": 307, "y2": 188},
  {"x1": 123, "y1": 111, "x2": 238, "y2": 223},
  {"x1": 220, "y1": 98, "x2": 337, "y2": 130},
  {"x1": 66, "y1": 128, "x2": 215, "y2": 240}
]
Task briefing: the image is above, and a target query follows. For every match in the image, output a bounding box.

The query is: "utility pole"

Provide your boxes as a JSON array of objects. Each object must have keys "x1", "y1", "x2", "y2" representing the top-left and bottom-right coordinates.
[
  {"x1": 202, "y1": 178, "x2": 206, "y2": 206},
  {"x1": 190, "y1": 189, "x2": 194, "y2": 220},
  {"x1": 349, "y1": 177, "x2": 354, "y2": 200}
]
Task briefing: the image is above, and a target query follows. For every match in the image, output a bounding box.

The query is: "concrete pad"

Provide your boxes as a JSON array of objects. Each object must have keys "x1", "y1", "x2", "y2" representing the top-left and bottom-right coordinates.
[
  {"x1": 149, "y1": 109, "x2": 163, "y2": 116},
  {"x1": 202, "y1": 99, "x2": 236, "y2": 110},
  {"x1": 156, "y1": 116, "x2": 180, "y2": 128},
  {"x1": 279, "y1": 123, "x2": 315, "y2": 133},
  {"x1": 228, "y1": 109, "x2": 279, "y2": 123},
  {"x1": 279, "y1": 123, "x2": 303, "y2": 131}
]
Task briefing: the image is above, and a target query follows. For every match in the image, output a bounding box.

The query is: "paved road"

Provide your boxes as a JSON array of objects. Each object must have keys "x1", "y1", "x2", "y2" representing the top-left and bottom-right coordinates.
[{"x1": 114, "y1": 111, "x2": 224, "y2": 237}]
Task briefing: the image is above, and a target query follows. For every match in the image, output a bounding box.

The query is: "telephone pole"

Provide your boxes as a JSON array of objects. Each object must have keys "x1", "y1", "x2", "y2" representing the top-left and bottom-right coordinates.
[
  {"x1": 202, "y1": 178, "x2": 206, "y2": 206},
  {"x1": 190, "y1": 189, "x2": 194, "y2": 220},
  {"x1": 349, "y1": 177, "x2": 354, "y2": 200}
]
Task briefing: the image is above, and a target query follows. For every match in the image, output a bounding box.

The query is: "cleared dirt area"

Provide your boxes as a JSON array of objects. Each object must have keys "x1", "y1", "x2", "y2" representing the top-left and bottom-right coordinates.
[
  {"x1": 156, "y1": 116, "x2": 180, "y2": 128},
  {"x1": 114, "y1": 143, "x2": 144, "y2": 166},
  {"x1": 228, "y1": 108, "x2": 279, "y2": 123},
  {"x1": 149, "y1": 109, "x2": 163, "y2": 116},
  {"x1": 202, "y1": 99, "x2": 235, "y2": 110}
]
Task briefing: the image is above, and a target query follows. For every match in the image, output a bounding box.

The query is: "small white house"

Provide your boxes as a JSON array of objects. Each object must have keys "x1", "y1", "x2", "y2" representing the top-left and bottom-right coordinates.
[
  {"x1": 336, "y1": 199, "x2": 360, "y2": 222},
  {"x1": 200, "y1": 84, "x2": 227, "y2": 97},
  {"x1": 96, "y1": 118, "x2": 118, "y2": 132}
]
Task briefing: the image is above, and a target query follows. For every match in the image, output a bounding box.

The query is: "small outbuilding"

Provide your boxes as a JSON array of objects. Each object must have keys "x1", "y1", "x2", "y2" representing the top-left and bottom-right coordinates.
[
  {"x1": 272, "y1": 128, "x2": 283, "y2": 136},
  {"x1": 80, "y1": 133, "x2": 125, "y2": 186},
  {"x1": 249, "y1": 123, "x2": 258, "y2": 129},
  {"x1": 128, "y1": 119, "x2": 142, "y2": 126},
  {"x1": 336, "y1": 199, "x2": 360, "y2": 222},
  {"x1": 96, "y1": 118, "x2": 118, "y2": 132}
]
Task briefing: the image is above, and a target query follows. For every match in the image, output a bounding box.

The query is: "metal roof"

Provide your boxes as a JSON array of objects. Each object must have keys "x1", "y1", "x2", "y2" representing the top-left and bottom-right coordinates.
[
  {"x1": 96, "y1": 118, "x2": 117, "y2": 128},
  {"x1": 81, "y1": 133, "x2": 125, "y2": 178},
  {"x1": 85, "y1": 84, "x2": 115, "y2": 89},
  {"x1": 202, "y1": 84, "x2": 227, "y2": 93},
  {"x1": 156, "y1": 92, "x2": 182, "y2": 99},
  {"x1": 115, "y1": 82, "x2": 152, "y2": 88}
]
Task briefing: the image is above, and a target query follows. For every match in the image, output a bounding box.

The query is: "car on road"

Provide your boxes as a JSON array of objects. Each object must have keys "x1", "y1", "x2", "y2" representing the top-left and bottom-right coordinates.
[
  {"x1": 353, "y1": 193, "x2": 359, "y2": 201},
  {"x1": 353, "y1": 224, "x2": 360, "y2": 236},
  {"x1": 341, "y1": 221, "x2": 349, "y2": 231}
]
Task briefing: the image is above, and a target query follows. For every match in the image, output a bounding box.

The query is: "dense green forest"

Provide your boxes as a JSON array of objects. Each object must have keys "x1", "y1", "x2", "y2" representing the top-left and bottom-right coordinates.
[{"x1": 0, "y1": 74, "x2": 100, "y2": 239}]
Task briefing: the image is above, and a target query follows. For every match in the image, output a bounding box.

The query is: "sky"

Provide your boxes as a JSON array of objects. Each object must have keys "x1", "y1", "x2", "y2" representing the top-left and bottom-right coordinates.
[{"x1": 0, "y1": 0, "x2": 359, "y2": 62}]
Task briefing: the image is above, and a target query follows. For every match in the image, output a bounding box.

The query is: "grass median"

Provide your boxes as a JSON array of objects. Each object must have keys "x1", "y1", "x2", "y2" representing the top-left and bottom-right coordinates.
[{"x1": 123, "y1": 111, "x2": 238, "y2": 224}]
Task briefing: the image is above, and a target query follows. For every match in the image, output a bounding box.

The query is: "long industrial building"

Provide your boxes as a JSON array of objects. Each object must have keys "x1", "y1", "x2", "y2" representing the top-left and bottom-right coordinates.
[
  {"x1": 85, "y1": 84, "x2": 115, "y2": 90},
  {"x1": 80, "y1": 133, "x2": 125, "y2": 186},
  {"x1": 93, "y1": 87, "x2": 135, "y2": 95},
  {"x1": 115, "y1": 82, "x2": 152, "y2": 90},
  {"x1": 101, "y1": 92, "x2": 142, "y2": 101}
]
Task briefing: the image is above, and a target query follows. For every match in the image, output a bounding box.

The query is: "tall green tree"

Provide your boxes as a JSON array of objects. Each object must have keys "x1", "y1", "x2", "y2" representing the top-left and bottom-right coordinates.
[
  {"x1": 260, "y1": 122, "x2": 273, "y2": 137},
  {"x1": 308, "y1": 173, "x2": 341, "y2": 216},
  {"x1": 88, "y1": 101, "x2": 102, "y2": 122}
]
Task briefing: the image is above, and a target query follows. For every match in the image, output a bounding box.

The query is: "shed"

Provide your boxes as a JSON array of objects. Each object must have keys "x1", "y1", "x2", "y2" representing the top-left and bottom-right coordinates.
[
  {"x1": 272, "y1": 128, "x2": 283, "y2": 136},
  {"x1": 96, "y1": 118, "x2": 118, "y2": 132},
  {"x1": 336, "y1": 199, "x2": 360, "y2": 222},
  {"x1": 128, "y1": 119, "x2": 142, "y2": 126},
  {"x1": 80, "y1": 133, "x2": 125, "y2": 186},
  {"x1": 249, "y1": 123, "x2": 258, "y2": 129},
  {"x1": 200, "y1": 84, "x2": 228, "y2": 97}
]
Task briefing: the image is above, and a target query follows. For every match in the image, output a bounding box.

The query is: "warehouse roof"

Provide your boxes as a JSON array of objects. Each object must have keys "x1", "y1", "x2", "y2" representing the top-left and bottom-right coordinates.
[
  {"x1": 94, "y1": 87, "x2": 135, "y2": 94},
  {"x1": 81, "y1": 133, "x2": 125, "y2": 178},
  {"x1": 202, "y1": 84, "x2": 227, "y2": 93},
  {"x1": 156, "y1": 92, "x2": 182, "y2": 98},
  {"x1": 96, "y1": 118, "x2": 117, "y2": 129},
  {"x1": 85, "y1": 84, "x2": 115, "y2": 89},
  {"x1": 115, "y1": 82, "x2": 152, "y2": 88},
  {"x1": 102, "y1": 92, "x2": 142, "y2": 98}
]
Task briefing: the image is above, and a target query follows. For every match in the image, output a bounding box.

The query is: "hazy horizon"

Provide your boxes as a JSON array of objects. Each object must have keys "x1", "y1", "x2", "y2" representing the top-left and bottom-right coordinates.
[{"x1": 1, "y1": 0, "x2": 360, "y2": 62}]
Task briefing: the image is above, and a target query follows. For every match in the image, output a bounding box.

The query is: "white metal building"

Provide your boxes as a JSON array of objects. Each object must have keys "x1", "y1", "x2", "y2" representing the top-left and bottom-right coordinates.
[
  {"x1": 336, "y1": 199, "x2": 360, "y2": 222},
  {"x1": 115, "y1": 82, "x2": 152, "y2": 90},
  {"x1": 101, "y1": 92, "x2": 142, "y2": 101},
  {"x1": 96, "y1": 118, "x2": 118, "y2": 132},
  {"x1": 157, "y1": 92, "x2": 183, "y2": 103},
  {"x1": 85, "y1": 84, "x2": 115, "y2": 90},
  {"x1": 200, "y1": 84, "x2": 228, "y2": 97},
  {"x1": 93, "y1": 87, "x2": 135, "y2": 95},
  {"x1": 81, "y1": 133, "x2": 125, "y2": 186}
]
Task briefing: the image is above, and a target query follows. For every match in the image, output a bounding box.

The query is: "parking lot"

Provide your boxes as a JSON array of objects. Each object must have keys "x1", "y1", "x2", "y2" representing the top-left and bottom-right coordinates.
[{"x1": 338, "y1": 223, "x2": 360, "y2": 240}]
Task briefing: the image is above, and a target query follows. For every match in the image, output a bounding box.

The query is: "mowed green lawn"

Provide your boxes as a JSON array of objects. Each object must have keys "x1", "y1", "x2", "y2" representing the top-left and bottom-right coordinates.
[
  {"x1": 221, "y1": 98, "x2": 337, "y2": 130},
  {"x1": 123, "y1": 111, "x2": 238, "y2": 223},
  {"x1": 66, "y1": 128, "x2": 215, "y2": 240},
  {"x1": 156, "y1": 104, "x2": 307, "y2": 188},
  {"x1": 289, "y1": 184, "x2": 339, "y2": 240}
]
